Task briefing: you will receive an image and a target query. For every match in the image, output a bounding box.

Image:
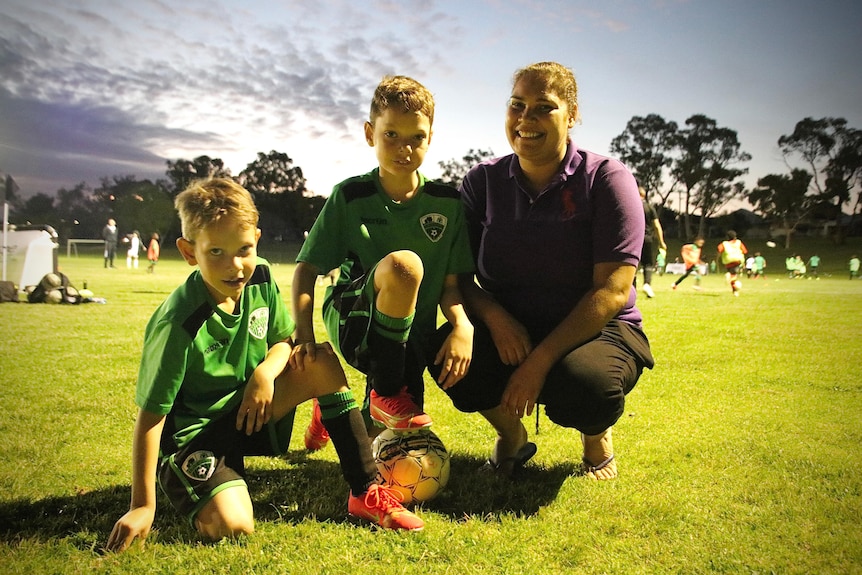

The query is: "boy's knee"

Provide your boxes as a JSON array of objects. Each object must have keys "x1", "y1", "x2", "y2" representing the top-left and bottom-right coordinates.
[
  {"x1": 196, "y1": 510, "x2": 254, "y2": 541},
  {"x1": 197, "y1": 517, "x2": 254, "y2": 541},
  {"x1": 379, "y1": 251, "x2": 424, "y2": 286},
  {"x1": 304, "y1": 351, "x2": 349, "y2": 392}
]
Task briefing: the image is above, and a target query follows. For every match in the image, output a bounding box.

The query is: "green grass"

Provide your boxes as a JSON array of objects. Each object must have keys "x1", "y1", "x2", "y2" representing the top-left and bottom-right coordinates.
[{"x1": 1, "y1": 237, "x2": 861, "y2": 574}]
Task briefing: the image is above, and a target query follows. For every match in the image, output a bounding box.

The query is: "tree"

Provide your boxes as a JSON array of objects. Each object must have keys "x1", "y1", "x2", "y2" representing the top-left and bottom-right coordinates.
[
  {"x1": 672, "y1": 115, "x2": 751, "y2": 238},
  {"x1": 238, "y1": 150, "x2": 312, "y2": 241},
  {"x1": 778, "y1": 117, "x2": 862, "y2": 241},
  {"x1": 54, "y1": 182, "x2": 100, "y2": 240},
  {"x1": 2, "y1": 172, "x2": 23, "y2": 215},
  {"x1": 165, "y1": 155, "x2": 231, "y2": 195},
  {"x1": 609, "y1": 114, "x2": 678, "y2": 211},
  {"x1": 94, "y1": 176, "x2": 176, "y2": 240},
  {"x1": 437, "y1": 148, "x2": 495, "y2": 187},
  {"x1": 749, "y1": 169, "x2": 814, "y2": 249},
  {"x1": 16, "y1": 193, "x2": 56, "y2": 227},
  {"x1": 825, "y1": 127, "x2": 862, "y2": 235},
  {"x1": 239, "y1": 150, "x2": 307, "y2": 196}
]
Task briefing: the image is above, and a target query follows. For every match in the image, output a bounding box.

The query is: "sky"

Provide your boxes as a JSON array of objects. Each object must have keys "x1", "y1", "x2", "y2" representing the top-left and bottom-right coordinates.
[{"x1": 1, "y1": 0, "x2": 861, "y2": 212}]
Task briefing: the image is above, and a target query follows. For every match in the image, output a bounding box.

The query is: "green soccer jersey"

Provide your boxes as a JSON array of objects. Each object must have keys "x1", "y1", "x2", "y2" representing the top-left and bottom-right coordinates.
[
  {"x1": 297, "y1": 169, "x2": 474, "y2": 341},
  {"x1": 136, "y1": 258, "x2": 294, "y2": 450}
]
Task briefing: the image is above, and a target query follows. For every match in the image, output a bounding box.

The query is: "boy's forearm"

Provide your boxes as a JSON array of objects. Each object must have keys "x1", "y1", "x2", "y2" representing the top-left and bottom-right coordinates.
[
  {"x1": 255, "y1": 340, "x2": 292, "y2": 381},
  {"x1": 439, "y1": 281, "x2": 471, "y2": 328},
  {"x1": 291, "y1": 262, "x2": 320, "y2": 344},
  {"x1": 129, "y1": 410, "x2": 166, "y2": 510}
]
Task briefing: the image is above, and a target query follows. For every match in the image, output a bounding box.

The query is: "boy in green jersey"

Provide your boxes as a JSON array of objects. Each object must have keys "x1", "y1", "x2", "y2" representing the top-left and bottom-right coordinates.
[
  {"x1": 293, "y1": 76, "x2": 475, "y2": 442},
  {"x1": 106, "y1": 178, "x2": 423, "y2": 553}
]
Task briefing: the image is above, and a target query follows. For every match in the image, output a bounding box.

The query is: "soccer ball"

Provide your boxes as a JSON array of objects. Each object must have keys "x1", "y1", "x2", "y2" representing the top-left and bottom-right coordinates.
[
  {"x1": 766, "y1": 240, "x2": 777, "y2": 248},
  {"x1": 46, "y1": 289, "x2": 63, "y2": 303},
  {"x1": 732, "y1": 280, "x2": 742, "y2": 291},
  {"x1": 40, "y1": 273, "x2": 61, "y2": 290},
  {"x1": 371, "y1": 428, "x2": 450, "y2": 504}
]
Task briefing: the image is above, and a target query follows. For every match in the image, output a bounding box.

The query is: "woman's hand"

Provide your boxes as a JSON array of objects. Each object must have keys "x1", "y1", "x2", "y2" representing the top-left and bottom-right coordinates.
[
  {"x1": 500, "y1": 357, "x2": 547, "y2": 418},
  {"x1": 487, "y1": 311, "x2": 533, "y2": 366}
]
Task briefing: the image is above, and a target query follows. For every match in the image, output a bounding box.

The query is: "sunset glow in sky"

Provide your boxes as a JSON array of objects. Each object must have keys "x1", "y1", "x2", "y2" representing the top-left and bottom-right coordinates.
[{"x1": 2, "y1": 0, "x2": 860, "y2": 208}]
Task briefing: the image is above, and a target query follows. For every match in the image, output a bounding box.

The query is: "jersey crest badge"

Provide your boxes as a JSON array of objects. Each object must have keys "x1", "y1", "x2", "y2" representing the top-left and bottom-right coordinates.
[
  {"x1": 420, "y1": 213, "x2": 447, "y2": 242},
  {"x1": 182, "y1": 450, "x2": 217, "y2": 482},
  {"x1": 248, "y1": 307, "x2": 269, "y2": 340}
]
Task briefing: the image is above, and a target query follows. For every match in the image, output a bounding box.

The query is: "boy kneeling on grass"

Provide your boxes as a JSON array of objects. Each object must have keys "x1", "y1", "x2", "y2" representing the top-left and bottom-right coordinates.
[{"x1": 106, "y1": 178, "x2": 422, "y2": 553}]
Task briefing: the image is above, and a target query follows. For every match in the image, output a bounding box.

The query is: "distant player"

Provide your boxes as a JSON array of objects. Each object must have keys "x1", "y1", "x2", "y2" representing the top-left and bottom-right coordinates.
[
  {"x1": 672, "y1": 237, "x2": 705, "y2": 290},
  {"x1": 717, "y1": 230, "x2": 747, "y2": 296}
]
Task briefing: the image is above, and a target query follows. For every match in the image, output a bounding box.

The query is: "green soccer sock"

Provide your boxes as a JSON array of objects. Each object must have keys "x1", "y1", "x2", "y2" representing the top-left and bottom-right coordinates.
[{"x1": 371, "y1": 308, "x2": 413, "y2": 343}]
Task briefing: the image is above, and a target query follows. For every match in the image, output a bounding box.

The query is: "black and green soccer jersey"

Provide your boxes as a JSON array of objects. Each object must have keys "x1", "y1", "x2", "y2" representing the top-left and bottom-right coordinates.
[
  {"x1": 297, "y1": 168, "x2": 474, "y2": 339},
  {"x1": 136, "y1": 258, "x2": 294, "y2": 450}
]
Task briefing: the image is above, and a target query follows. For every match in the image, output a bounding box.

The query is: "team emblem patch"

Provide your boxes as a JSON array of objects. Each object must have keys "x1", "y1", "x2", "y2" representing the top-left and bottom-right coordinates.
[
  {"x1": 248, "y1": 307, "x2": 269, "y2": 340},
  {"x1": 420, "y1": 213, "x2": 447, "y2": 242},
  {"x1": 182, "y1": 450, "x2": 217, "y2": 482}
]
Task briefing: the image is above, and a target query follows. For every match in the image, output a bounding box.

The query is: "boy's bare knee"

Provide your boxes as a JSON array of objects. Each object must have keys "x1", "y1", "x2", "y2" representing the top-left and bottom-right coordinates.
[
  {"x1": 379, "y1": 250, "x2": 423, "y2": 286},
  {"x1": 195, "y1": 487, "x2": 255, "y2": 541},
  {"x1": 196, "y1": 512, "x2": 254, "y2": 541}
]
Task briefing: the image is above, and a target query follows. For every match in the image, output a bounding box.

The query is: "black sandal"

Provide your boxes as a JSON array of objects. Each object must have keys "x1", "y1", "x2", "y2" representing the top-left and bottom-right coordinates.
[
  {"x1": 581, "y1": 454, "x2": 615, "y2": 475},
  {"x1": 479, "y1": 442, "x2": 537, "y2": 479}
]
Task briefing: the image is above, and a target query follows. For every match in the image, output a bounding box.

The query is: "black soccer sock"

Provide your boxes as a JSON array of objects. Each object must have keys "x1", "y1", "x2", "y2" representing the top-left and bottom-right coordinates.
[
  {"x1": 366, "y1": 309, "x2": 413, "y2": 397},
  {"x1": 319, "y1": 391, "x2": 378, "y2": 496}
]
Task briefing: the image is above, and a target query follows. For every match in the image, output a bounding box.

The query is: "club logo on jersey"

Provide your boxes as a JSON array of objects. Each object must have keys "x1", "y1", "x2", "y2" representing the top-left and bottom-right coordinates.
[
  {"x1": 181, "y1": 450, "x2": 217, "y2": 482},
  {"x1": 420, "y1": 213, "x2": 447, "y2": 242},
  {"x1": 248, "y1": 307, "x2": 269, "y2": 340}
]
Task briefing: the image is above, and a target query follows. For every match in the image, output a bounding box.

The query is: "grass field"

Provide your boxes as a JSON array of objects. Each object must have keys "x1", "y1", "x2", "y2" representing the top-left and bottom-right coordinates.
[{"x1": 1, "y1": 237, "x2": 861, "y2": 574}]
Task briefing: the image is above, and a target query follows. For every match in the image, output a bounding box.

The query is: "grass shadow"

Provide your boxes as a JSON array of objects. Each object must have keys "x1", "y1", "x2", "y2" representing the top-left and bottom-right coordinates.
[
  {"x1": 0, "y1": 485, "x2": 185, "y2": 550},
  {"x1": 420, "y1": 454, "x2": 578, "y2": 520},
  {"x1": 0, "y1": 451, "x2": 577, "y2": 548}
]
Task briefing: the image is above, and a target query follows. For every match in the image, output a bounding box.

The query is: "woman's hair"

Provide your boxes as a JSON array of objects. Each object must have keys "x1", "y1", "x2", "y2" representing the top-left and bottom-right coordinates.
[
  {"x1": 369, "y1": 75, "x2": 435, "y2": 125},
  {"x1": 513, "y1": 61, "x2": 580, "y2": 123},
  {"x1": 174, "y1": 177, "x2": 259, "y2": 241}
]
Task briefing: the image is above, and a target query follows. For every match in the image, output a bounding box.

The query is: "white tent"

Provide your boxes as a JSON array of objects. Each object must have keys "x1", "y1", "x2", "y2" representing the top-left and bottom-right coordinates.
[{"x1": 1, "y1": 173, "x2": 59, "y2": 291}]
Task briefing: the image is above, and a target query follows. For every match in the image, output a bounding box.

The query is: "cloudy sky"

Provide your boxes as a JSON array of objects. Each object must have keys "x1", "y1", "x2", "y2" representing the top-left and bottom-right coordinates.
[{"x1": 1, "y1": 0, "x2": 860, "y2": 207}]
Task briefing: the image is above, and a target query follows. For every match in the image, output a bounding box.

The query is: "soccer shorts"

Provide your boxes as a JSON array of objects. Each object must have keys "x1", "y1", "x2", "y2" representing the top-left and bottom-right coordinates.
[
  {"x1": 158, "y1": 406, "x2": 296, "y2": 526},
  {"x1": 428, "y1": 319, "x2": 654, "y2": 435}
]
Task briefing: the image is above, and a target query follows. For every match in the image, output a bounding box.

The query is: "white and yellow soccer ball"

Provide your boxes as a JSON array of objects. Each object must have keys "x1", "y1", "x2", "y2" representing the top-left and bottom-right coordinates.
[
  {"x1": 371, "y1": 428, "x2": 450, "y2": 505},
  {"x1": 45, "y1": 289, "x2": 63, "y2": 303}
]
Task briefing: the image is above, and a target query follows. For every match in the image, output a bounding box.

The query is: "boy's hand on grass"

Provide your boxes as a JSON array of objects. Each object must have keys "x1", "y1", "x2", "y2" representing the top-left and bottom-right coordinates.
[
  {"x1": 106, "y1": 506, "x2": 155, "y2": 553},
  {"x1": 236, "y1": 371, "x2": 274, "y2": 435}
]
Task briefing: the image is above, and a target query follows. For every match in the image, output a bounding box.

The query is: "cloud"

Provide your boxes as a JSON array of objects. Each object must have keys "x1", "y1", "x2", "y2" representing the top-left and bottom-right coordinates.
[
  {"x1": 0, "y1": 87, "x2": 199, "y2": 192},
  {"x1": 0, "y1": 0, "x2": 464, "y2": 195}
]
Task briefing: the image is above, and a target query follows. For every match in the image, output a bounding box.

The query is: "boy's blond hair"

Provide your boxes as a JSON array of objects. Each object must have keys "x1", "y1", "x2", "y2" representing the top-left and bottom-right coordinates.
[
  {"x1": 369, "y1": 75, "x2": 435, "y2": 125},
  {"x1": 174, "y1": 177, "x2": 259, "y2": 240},
  {"x1": 513, "y1": 61, "x2": 580, "y2": 124}
]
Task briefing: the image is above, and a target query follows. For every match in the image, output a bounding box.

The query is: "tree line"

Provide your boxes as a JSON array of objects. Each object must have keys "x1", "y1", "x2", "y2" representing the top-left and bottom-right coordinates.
[
  {"x1": 610, "y1": 115, "x2": 861, "y2": 246},
  {"x1": 4, "y1": 151, "x2": 325, "y2": 245},
  {"x1": 5, "y1": 115, "x2": 860, "y2": 249}
]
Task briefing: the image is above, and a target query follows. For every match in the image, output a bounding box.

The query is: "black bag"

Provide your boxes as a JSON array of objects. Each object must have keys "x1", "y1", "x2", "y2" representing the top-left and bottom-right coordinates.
[
  {"x1": 27, "y1": 272, "x2": 81, "y2": 304},
  {"x1": 0, "y1": 281, "x2": 18, "y2": 303}
]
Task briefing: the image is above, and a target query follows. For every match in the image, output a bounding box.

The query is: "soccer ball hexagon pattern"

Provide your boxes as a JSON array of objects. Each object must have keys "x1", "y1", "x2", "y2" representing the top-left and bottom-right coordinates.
[{"x1": 371, "y1": 428, "x2": 450, "y2": 505}]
